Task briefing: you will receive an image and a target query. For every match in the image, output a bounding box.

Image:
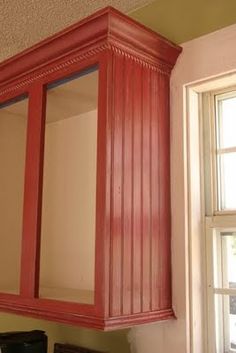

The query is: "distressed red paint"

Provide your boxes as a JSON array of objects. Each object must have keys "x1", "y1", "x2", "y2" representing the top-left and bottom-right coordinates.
[{"x1": 0, "y1": 7, "x2": 181, "y2": 330}]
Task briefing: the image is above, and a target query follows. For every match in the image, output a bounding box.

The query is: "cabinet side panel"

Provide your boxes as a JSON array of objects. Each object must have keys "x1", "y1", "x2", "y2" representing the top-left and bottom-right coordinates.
[
  {"x1": 131, "y1": 63, "x2": 143, "y2": 315},
  {"x1": 141, "y1": 66, "x2": 152, "y2": 313},
  {"x1": 151, "y1": 72, "x2": 172, "y2": 311},
  {"x1": 110, "y1": 53, "x2": 124, "y2": 317},
  {"x1": 158, "y1": 74, "x2": 171, "y2": 309},
  {"x1": 109, "y1": 53, "x2": 172, "y2": 318},
  {"x1": 122, "y1": 57, "x2": 133, "y2": 316},
  {"x1": 150, "y1": 69, "x2": 161, "y2": 311}
]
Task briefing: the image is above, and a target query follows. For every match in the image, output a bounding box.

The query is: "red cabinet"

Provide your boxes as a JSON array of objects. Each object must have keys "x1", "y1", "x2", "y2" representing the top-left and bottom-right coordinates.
[{"x1": 0, "y1": 7, "x2": 181, "y2": 330}]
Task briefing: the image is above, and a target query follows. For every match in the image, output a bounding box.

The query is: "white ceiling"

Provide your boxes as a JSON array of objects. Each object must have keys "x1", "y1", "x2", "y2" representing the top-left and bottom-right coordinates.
[{"x1": 0, "y1": 0, "x2": 154, "y2": 63}]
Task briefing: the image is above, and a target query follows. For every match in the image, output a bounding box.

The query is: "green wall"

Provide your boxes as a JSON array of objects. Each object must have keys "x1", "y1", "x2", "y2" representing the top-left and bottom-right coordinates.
[
  {"x1": 0, "y1": 313, "x2": 130, "y2": 353},
  {"x1": 130, "y1": 0, "x2": 236, "y2": 43}
]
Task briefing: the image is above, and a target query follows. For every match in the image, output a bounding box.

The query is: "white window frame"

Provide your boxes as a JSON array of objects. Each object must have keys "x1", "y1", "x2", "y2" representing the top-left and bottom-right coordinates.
[
  {"x1": 185, "y1": 73, "x2": 236, "y2": 353},
  {"x1": 215, "y1": 90, "x2": 236, "y2": 212},
  {"x1": 205, "y1": 218, "x2": 236, "y2": 353},
  {"x1": 203, "y1": 86, "x2": 236, "y2": 352}
]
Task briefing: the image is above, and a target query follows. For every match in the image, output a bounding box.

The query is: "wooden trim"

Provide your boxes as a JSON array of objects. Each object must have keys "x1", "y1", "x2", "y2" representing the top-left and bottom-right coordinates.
[
  {"x1": 0, "y1": 296, "x2": 175, "y2": 330},
  {"x1": 94, "y1": 53, "x2": 109, "y2": 317},
  {"x1": 0, "y1": 43, "x2": 178, "y2": 99},
  {"x1": 0, "y1": 6, "x2": 181, "y2": 330},
  {"x1": 0, "y1": 302, "x2": 103, "y2": 330},
  {"x1": 103, "y1": 308, "x2": 175, "y2": 330},
  {"x1": 0, "y1": 7, "x2": 181, "y2": 88},
  {"x1": 20, "y1": 84, "x2": 46, "y2": 298}
]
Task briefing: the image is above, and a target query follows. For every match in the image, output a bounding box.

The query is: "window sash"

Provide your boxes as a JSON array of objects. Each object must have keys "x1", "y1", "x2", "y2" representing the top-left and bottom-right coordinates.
[
  {"x1": 206, "y1": 223, "x2": 236, "y2": 353},
  {"x1": 215, "y1": 92, "x2": 236, "y2": 212},
  {"x1": 203, "y1": 90, "x2": 236, "y2": 214}
]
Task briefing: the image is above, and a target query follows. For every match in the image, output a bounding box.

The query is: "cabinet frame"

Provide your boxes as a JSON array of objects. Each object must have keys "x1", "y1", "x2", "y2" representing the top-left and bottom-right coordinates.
[
  {"x1": 0, "y1": 6, "x2": 182, "y2": 330},
  {"x1": 0, "y1": 53, "x2": 109, "y2": 320}
]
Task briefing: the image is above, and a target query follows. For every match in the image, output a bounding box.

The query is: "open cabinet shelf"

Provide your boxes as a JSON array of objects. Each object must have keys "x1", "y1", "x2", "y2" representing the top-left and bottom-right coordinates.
[{"x1": 0, "y1": 6, "x2": 181, "y2": 330}]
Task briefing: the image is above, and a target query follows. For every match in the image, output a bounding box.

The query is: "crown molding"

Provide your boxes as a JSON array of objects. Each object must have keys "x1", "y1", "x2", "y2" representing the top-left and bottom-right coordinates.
[{"x1": 0, "y1": 7, "x2": 181, "y2": 89}]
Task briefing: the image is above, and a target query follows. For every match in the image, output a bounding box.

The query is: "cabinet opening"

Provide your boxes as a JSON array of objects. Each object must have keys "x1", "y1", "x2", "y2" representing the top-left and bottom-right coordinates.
[
  {"x1": 39, "y1": 67, "x2": 98, "y2": 304},
  {"x1": 0, "y1": 96, "x2": 28, "y2": 295}
]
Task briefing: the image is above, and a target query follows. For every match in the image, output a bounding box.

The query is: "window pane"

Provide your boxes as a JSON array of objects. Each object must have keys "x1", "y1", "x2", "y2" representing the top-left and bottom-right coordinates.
[
  {"x1": 214, "y1": 231, "x2": 236, "y2": 289},
  {"x1": 215, "y1": 294, "x2": 236, "y2": 353},
  {"x1": 218, "y1": 97, "x2": 236, "y2": 149},
  {"x1": 214, "y1": 294, "x2": 224, "y2": 353},
  {"x1": 221, "y1": 233, "x2": 236, "y2": 287},
  {"x1": 0, "y1": 96, "x2": 28, "y2": 294},
  {"x1": 39, "y1": 67, "x2": 98, "y2": 304},
  {"x1": 218, "y1": 152, "x2": 236, "y2": 210},
  {"x1": 231, "y1": 296, "x2": 236, "y2": 350}
]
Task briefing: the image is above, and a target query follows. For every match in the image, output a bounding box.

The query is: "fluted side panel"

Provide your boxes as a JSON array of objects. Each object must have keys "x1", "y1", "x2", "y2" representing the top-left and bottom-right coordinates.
[{"x1": 109, "y1": 52, "x2": 172, "y2": 317}]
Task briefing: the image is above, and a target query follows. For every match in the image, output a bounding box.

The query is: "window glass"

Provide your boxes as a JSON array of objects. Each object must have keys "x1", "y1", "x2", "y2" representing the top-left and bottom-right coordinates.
[
  {"x1": 221, "y1": 233, "x2": 236, "y2": 287},
  {"x1": 218, "y1": 97, "x2": 236, "y2": 149},
  {"x1": 216, "y1": 94, "x2": 236, "y2": 210},
  {"x1": 218, "y1": 152, "x2": 236, "y2": 210},
  {"x1": 215, "y1": 294, "x2": 236, "y2": 352},
  {"x1": 205, "y1": 90, "x2": 236, "y2": 353},
  {"x1": 230, "y1": 295, "x2": 236, "y2": 350}
]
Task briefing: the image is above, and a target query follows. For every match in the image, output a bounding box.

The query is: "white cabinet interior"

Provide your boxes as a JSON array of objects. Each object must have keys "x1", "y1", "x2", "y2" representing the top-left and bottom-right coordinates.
[
  {"x1": 0, "y1": 97, "x2": 28, "y2": 294},
  {"x1": 39, "y1": 68, "x2": 98, "y2": 304}
]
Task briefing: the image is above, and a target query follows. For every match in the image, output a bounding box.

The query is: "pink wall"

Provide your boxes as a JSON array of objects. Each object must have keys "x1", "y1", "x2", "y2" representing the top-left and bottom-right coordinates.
[{"x1": 129, "y1": 23, "x2": 236, "y2": 353}]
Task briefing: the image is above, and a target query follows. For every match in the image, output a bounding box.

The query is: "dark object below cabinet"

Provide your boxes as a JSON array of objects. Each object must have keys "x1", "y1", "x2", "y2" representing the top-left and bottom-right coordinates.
[
  {"x1": 54, "y1": 343, "x2": 106, "y2": 353},
  {"x1": 0, "y1": 330, "x2": 47, "y2": 353}
]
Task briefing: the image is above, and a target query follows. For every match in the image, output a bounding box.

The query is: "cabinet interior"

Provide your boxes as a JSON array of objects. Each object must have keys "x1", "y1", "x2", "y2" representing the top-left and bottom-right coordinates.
[
  {"x1": 0, "y1": 97, "x2": 28, "y2": 295},
  {"x1": 0, "y1": 69, "x2": 98, "y2": 304},
  {"x1": 41, "y1": 68, "x2": 98, "y2": 304}
]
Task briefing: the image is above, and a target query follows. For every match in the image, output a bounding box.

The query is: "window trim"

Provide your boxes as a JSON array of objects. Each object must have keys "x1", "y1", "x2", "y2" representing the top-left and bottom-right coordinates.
[
  {"x1": 204, "y1": 86, "x2": 236, "y2": 352},
  {"x1": 204, "y1": 87, "x2": 236, "y2": 352},
  {"x1": 202, "y1": 88, "x2": 236, "y2": 215},
  {"x1": 185, "y1": 72, "x2": 236, "y2": 353},
  {"x1": 205, "y1": 223, "x2": 236, "y2": 353}
]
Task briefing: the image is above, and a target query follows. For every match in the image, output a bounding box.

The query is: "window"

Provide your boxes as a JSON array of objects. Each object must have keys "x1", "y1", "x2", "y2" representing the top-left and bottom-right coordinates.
[
  {"x1": 215, "y1": 93, "x2": 236, "y2": 211},
  {"x1": 204, "y1": 89, "x2": 236, "y2": 353}
]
